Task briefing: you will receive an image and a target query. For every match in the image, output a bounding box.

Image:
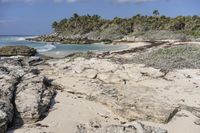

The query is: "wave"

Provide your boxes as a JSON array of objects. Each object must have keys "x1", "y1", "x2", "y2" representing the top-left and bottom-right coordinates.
[
  {"x1": 17, "y1": 37, "x2": 26, "y2": 41},
  {"x1": 0, "y1": 36, "x2": 30, "y2": 42},
  {"x1": 37, "y1": 44, "x2": 56, "y2": 52},
  {"x1": 17, "y1": 36, "x2": 38, "y2": 41}
]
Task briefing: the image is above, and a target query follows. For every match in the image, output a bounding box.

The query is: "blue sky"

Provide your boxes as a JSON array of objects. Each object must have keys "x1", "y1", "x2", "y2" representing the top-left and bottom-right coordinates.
[{"x1": 0, "y1": 0, "x2": 200, "y2": 35}]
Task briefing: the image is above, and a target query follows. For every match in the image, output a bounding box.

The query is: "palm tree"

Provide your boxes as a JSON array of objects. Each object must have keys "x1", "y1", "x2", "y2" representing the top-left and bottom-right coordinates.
[
  {"x1": 73, "y1": 13, "x2": 79, "y2": 19},
  {"x1": 52, "y1": 21, "x2": 58, "y2": 29},
  {"x1": 153, "y1": 10, "x2": 160, "y2": 17}
]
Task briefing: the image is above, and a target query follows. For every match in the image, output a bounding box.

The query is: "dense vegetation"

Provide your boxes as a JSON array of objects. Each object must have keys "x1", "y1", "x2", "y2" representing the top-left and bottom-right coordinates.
[{"x1": 52, "y1": 10, "x2": 200, "y2": 38}]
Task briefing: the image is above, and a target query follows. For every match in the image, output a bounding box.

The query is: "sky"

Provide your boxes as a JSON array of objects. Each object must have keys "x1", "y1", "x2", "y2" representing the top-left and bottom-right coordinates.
[{"x1": 0, "y1": 0, "x2": 200, "y2": 35}]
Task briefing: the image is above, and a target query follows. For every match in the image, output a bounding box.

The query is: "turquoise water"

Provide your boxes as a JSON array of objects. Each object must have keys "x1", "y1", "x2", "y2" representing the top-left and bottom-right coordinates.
[{"x1": 0, "y1": 35, "x2": 127, "y2": 57}]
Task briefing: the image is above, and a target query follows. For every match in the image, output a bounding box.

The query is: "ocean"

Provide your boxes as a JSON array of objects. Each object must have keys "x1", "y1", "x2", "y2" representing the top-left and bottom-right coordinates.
[{"x1": 0, "y1": 35, "x2": 127, "y2": 57}]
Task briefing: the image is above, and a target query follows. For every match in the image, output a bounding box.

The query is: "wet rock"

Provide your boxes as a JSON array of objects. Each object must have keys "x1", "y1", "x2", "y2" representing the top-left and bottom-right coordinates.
[{"x1": 0, "y1": 46, "x2": 37, "y2": 56}]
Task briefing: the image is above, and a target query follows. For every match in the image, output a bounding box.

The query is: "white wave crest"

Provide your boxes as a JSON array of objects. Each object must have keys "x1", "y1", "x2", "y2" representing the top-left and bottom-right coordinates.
[
  {"x1": 17, "y1": 37, "x2": 26, "y2": 41},
  {"x1": 37, "y1": 44, "x2": 56, "y2": 52}
]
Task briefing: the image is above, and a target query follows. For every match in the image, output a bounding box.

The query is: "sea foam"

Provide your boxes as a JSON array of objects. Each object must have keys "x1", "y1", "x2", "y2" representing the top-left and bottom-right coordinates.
[{"x1": 37, "y1": 44, "x2": 56, "y2": 52}]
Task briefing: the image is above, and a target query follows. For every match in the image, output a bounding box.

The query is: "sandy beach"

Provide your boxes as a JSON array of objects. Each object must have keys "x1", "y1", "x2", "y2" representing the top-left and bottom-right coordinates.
[{"x1": 1, "y1": 41, "x2": 198, "y2": 133}]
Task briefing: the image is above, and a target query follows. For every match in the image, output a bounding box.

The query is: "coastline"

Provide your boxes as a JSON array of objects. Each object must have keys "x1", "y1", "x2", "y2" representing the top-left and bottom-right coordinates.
[
  {"x1": 2, "y1": 3, "x2": 200, "y2": 133},
  {"x1": 1, "y1": 40, "x2": 200, "y2": 133}
]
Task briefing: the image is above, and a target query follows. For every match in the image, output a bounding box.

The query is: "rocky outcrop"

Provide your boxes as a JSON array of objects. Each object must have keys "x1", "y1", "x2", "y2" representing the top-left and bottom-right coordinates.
[
  {"x1": 44, "y1": 52, "x2": 200, "y2": 125},
  {"x1": 15, "y1": 74, "x2": 55, "y2": 125},
  {"x1": 2, "y1": 42, "x2": 200, "y2": 132},
  {"x1": 76, "y1": 122, "x2": 167, "y2": 133},
  {"x1": 117, "y1": 30, "x2": 192, "y2": 42},
  {"x1": 0, "y1": 70, "x2": 19, "y2": 132},
  {"x1": 27, "y1": 30, "x2": 198, "y2": 45},
  {"x1": 0, "y1": 58, "x2": 55, "y2": 132},
  {"x1": 26, "y1": 35, "x2": 112, "y2": 44},
  {"x1": 0, "y1": 110, "x2": 7, "y2": 133},
  {"x1": 0, "y1": 46, "x2": 37, "y2": 56}
]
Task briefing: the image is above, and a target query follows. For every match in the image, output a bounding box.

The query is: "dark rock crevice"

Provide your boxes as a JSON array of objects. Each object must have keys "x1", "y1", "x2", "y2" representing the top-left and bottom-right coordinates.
[{"x1": 9, "y1": 76, "x2": 23, "y2": 129}]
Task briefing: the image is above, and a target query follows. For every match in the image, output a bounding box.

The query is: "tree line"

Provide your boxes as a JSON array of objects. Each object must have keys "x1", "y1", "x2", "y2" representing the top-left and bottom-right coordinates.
[{"x1": 52, "y1": 10, "x2": 200, "y2": 37}]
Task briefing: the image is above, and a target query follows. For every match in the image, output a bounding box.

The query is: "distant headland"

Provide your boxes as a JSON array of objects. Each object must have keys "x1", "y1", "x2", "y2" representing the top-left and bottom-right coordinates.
[{"x1": 27, "y1": 10, "x2": 200, "y2": 44}]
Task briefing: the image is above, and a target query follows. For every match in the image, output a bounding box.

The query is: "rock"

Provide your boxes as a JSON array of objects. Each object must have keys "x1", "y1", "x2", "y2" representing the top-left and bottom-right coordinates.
[
  {"x1": 0, "y1": 73, "x2": 18, "y2": 128},
  {"x1": 0, "y1": 59, "x2": 26, "y2": 77},
  {"x1": 76, "y1": 124, "x2": 88, "y2": 133},
  {"x1": 0, "y1": 46, "x2": 37, "y2": 56},
  {"x1": 26, "y1": 56, "x2": 42, "y2": 66},
  {"x1": 0, "y1": 75, "x2": 18, "y2": 103},
  {"x1": 140, "y1": 122, "x2": 168, "y2": 133},
  {"x1": 0, "y1": 110, "x2": 7, "y2": 133},
  {"x1": 30, "y1": 68, "x2": 40, "y2": 75},
  {"x1": 0, "y1": 57, "x2": 56, "y2": 132},
  {"x1": 194, "y1": 119, "x2": 200, "y2": 125},
  {"x1": 47, "y1": 58, "x2": 200, "y2": 124},
  {"x1": 0, "y1": 67, "x2": 9, "y2": 75},
  {"x1": 121, "y1": 35, "x2": 145, "y2": 42},
  {"x1": 99, "y1": 84, "x2": 179, "y2": 123},
  {"x1": 73, "y1": 65, "x2": 87, "y2": 74},
  {"x1": 181, "y1": 105, "x2": 200, "y2": 118},
  {"x1": 100, "y1": 125, "x2": 137, "y2": 133},
  {"x1": 0, "y1": 59, "x2": 25, "y2": 132},
  {"x1": 76, "y1": 121, "x2": 168, "y2": 133},
  {"x1": 82, "y1": 69, "x2": 98, "y2": 79},
  {"x1": 15, "y1": 73, "x2": 55, "y2": 124}
]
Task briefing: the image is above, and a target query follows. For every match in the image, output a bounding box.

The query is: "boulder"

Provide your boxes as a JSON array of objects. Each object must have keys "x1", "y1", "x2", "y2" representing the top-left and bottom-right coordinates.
[
  {"x1": 0, "y1": 46, "x2": 37, "y2": 56},
  {"x1": 0, "y1": 58, "x2": 55, "y2": 132},
  {"x1": 194, "y1": 119, "x2": 200, "y2": 125},
  {"x1": 15, "y1": 73, "x2": 55, "y2": 124},
  {"x1": 0, "y1": 74, "x2": 17, "y2": 133},
  {"x1": 0, "y1": 74, "x2": 18, "y2": 127}
]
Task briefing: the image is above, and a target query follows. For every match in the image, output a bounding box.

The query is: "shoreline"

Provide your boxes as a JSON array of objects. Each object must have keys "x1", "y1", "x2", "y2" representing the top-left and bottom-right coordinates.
[
  {"x1": 1, "y1": 41, "x2": 200, "y2": 133},
  {"x1": 38, "y1": 43, "x2": 129, "y2": 58}
]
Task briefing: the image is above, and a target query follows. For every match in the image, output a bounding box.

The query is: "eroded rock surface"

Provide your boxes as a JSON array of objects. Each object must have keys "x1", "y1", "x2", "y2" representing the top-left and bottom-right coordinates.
[
  {"x1": 36, "y1": 50, "x2": 200, "y2": 132},
  {"x1": 15, "y1": 73, "x2": 55, "y2": 125},
  {"x1": 0, "y1": 58, "x2": 55, "y2": 132},
  {"x1": 44, "y1": 57, "x2": 200, "y2": 123},
  {"x1": 76, "y1": 121, "x2": 168, "y2": 133},
  {"x1": 2, "y1": 42, "x2": 200, "y2": 133}
]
